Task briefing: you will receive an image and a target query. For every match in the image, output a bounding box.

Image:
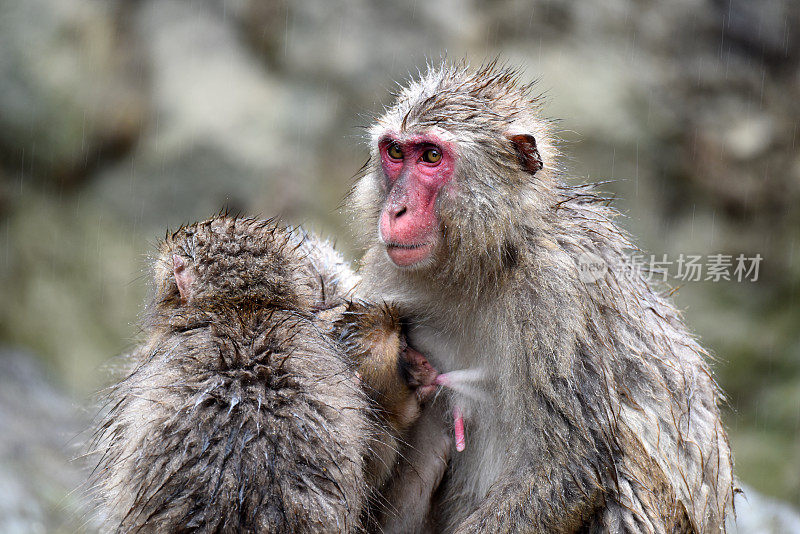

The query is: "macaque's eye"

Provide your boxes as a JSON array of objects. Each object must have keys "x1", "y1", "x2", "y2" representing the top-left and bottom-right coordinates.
[
  {"x1": 421, "y1": 147, "x2": 442, "y2": 164},
  {"x1": 387, "y1": 143, "x2": 403, "y2": 160}
]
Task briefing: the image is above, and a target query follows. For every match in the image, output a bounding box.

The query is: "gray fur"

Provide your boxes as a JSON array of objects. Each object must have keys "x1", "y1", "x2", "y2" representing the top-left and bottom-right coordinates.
[
  {"x1": 349, "y1": 61, "x2": 735, "y2": 533},
  {"x1": 88, "y1": 216, "x2": 433, "y2": 533}
]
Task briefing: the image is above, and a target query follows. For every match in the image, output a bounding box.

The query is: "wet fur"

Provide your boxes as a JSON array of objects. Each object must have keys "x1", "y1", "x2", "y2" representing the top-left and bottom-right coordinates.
[
  {"x1": 89, "y1": 216, "x2": 426, "y2": 532},
  {"x1": 350, "y1": 61, "x2": 735, "y2": 533}
]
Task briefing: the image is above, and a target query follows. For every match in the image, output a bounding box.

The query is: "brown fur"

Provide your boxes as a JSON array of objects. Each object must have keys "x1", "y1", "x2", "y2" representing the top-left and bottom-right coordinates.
[
  {"x1": 335, "y1": 301, "x2": 449, "y2": 532},
  {"x1": 337, "y1": 302, "x2": 426, "y2": 437},
  {"x1": 350, "y1": 61, "x2": 735, "y2": 533},
  {"x1": 89, "y1": 215, "x2": 439, "y2": 533}
]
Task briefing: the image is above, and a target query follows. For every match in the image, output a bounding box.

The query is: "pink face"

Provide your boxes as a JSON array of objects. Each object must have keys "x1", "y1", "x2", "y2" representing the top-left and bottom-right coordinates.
[{"x1": 377, "y1": 133, "x2": 456, "y2": 267}]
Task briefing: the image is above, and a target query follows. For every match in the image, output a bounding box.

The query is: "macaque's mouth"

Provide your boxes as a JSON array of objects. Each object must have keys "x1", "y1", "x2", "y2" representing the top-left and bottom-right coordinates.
[{"x1": 385, "y1": 242, "x2": 435, "y2": 267}]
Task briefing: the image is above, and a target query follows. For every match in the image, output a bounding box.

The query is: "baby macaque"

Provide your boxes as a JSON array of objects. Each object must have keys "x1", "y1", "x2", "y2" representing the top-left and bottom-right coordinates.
[{"x1": 89, "y1": 215, "x2": 445, "y2": 533}]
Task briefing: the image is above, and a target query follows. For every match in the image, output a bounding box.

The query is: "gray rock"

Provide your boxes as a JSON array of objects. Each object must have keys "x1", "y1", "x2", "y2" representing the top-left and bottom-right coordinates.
[
  {"x1": 0, "y1": 347, "x2": 91, "y2": 533},
  {"x1": 0, "y1": 0, "x2": 146, "y2": 185},
  {"x1": 89, "y1": 0, "x2": 338, "y2": 232}
]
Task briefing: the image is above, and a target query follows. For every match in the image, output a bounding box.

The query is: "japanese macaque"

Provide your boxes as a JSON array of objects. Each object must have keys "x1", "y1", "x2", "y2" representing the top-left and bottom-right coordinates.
[
  {"x1": 349, "y1": 62, "x2": 735, "y2": 533},
  {"x1": 89, "y1": 216, "x2": 444, "y2": 533}
]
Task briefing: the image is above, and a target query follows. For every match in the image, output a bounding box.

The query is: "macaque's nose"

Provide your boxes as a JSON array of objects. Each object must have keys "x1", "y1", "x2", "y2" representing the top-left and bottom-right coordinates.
[
  {"x1": 384, "y1": 204, "x2": 410, "y2": 235},
  {"x1": 379, "y1": 190, "x2": 437, "y2": 254}
]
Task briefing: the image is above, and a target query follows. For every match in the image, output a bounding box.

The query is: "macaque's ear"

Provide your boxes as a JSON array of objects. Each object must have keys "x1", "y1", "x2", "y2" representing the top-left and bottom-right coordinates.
[
  {"x1": 506, "y1": 133, "x2": 543, "y2": 174},
  {"x1": 172, "y1": 254, "x2": 195, "y2": 303}
]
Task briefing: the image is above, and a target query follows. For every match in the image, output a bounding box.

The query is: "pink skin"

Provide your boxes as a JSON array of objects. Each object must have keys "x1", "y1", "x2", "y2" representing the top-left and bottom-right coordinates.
[
  {"x1": 433, "y1": 373, "x2": 452, "y2": 387},
  {"x1": 453, "y1": 405, "x2": 466, "y2": 452},
  {"x1": 406, "y1": 346, "x2": 440, "y2": 401},
  {"x1": 435, "y1": 373, "x2": 467, "y2": 452},
  {"x1": 173, "y1": 255, "x2": 195, "y2": 303},
  {"x1": 378, "y1": 133, "x2": 456, "y2": 267}
]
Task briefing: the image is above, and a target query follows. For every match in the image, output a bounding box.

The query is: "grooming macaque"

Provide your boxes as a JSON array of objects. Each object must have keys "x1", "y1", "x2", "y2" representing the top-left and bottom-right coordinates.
[
  {"x1": 350, "y1": 62, "x2": 735, "y2": 532},
  {"x1": 90, "y1": 216, "x2": 445, "y2": 533}
]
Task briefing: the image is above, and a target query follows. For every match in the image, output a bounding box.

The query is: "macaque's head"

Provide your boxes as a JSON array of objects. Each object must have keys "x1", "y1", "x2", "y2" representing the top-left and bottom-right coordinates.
[
  {"x1": 152, "y1": 217, "x2": 357, "y2": 321},
  {"x1": 351, "y1": 61, "x2": 560, "y2": 282},
  {"x1": 335, "y1": 302, "x2": 439, "y2": 433}
]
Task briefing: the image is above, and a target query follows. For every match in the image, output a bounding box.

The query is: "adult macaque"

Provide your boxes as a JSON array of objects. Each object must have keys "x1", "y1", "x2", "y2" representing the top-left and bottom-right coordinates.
[
  {"x1": 90, "y1": 216, "x2": 445, "y2": 533},
  {"x1": 350, "y1": 62, "x2": 735, "y2": 532}
]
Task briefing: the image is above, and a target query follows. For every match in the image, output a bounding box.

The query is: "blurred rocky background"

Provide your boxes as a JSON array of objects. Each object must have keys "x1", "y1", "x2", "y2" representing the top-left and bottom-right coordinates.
[{"x1": 0, "y1": 0, "x2": 798, "y2": 530}]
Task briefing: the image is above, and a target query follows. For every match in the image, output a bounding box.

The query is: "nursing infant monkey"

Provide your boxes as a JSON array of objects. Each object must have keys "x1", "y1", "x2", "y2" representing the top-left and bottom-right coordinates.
[
  {"x1": 349, "y1": 61, "x2": 735, "y2": 533},
  {"x1": 91, "y1": 216, "x2": 450, "y2": 532}
]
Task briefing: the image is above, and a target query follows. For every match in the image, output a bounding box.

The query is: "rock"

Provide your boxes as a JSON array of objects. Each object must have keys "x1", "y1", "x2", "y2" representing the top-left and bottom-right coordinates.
[
  {"x1": 0, "y1": 347, "x2": 91, "y2": 533},
  {"x1": 0, "y1": 187, "x2": 145, "y2": 396},
  {"x1": 88, "y1": 0, "x2": 340, "y2": 233},
  {"x1": 234, "y1": 0, "x2": 480, "y2": 102},
  {"x1": 0, "y1": 0, "x2": 146, "y2": 186}
]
